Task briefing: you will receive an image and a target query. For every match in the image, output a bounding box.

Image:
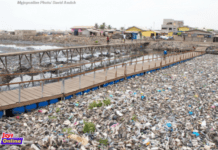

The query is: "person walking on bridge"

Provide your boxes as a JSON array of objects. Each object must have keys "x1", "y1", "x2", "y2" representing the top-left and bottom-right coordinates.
[
  {"x1": 164, "y1": 50, "x2": 167, "y2": 60},
  {"x1": 193, "y1": 46, "x2": 196, "y2": 51},
  {"x1": 123, "y1": 34, "x2": 126, "y2": 43},
  {"x1": 107, "y1": 36, "x2": 110, "y2": 45}
]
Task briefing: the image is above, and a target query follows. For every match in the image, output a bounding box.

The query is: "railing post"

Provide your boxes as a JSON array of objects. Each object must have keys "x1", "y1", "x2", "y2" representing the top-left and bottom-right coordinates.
[
  {"x1": 160, "y1": 58, "x2": 162, "y2": 69},
  {"x1": 79, "y1": 75, "x2": 81, "y2": 89},
  {"x1": 149, "y1": 56, "x2": 150, "y2": 69},
  {"x1": 19, "y1": 83, "x2": 21, "y2": 103},
  {"x1": 105, "y1": 66, "x2": 108, "y2": 81},
  {"x1": 70, "y1": 68, "x2": 72, "y2": 76},
  {"x1": 93, "y1": 70, "x2": 95, "y2": 84},
  {"x1": 115, "y1": 65, "x2": 117, "y2": 78},
  {"x1": 142, "y1": 56, "x2": 144, "y2": 70},
  {"x1": 114, "y1": 56, "x2": 116, "y2": 68},
  {"x1": 41, "y1": 81, "x2": 43, "y2": 98},
  {"x1": 130, "y1": 57, "x2": 132, "y2": 65},
  {"x1": 125, "y1": 64, "x2": 127, "y2": 76},
  {"x1": 62, "y1": 79, "x2": 65, "y2": 94}
]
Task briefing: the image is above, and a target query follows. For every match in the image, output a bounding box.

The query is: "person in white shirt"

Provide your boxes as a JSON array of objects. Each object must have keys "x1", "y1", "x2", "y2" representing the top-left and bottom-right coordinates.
[{"x1": 123, "y1": 34, "x2": 126, "y2": 43}]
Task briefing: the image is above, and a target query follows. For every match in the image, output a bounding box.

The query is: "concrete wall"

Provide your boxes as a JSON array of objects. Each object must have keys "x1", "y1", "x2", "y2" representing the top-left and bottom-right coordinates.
[
  {"x1": 174, "y1": 36, "x2": 213, "y2": 42},
  {"x1": 82, "y1": 30, "x2": 90, "y2": 37}
]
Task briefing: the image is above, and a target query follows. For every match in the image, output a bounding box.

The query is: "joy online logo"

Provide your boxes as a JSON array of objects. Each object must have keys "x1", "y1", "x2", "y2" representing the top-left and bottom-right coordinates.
[{"x1": 1, "y1": 133, "x2": 23, "y2": 145}]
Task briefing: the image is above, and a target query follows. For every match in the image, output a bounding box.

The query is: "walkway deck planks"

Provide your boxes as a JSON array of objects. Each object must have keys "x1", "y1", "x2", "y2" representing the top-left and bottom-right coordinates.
[{"x1": 0, "y1": 52, "x2": 203, "y2": 110}]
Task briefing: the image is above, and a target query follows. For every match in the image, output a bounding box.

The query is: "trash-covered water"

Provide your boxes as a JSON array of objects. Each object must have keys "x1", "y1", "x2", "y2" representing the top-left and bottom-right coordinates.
[{"x1": 0, "y1": 54, "x2": 217, "y2": 149}]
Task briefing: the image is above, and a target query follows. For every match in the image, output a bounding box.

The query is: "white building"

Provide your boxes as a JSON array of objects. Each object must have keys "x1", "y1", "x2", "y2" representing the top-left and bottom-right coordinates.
[{"x1": 161, "y1": 19, "x2": 184, "y2": 33}]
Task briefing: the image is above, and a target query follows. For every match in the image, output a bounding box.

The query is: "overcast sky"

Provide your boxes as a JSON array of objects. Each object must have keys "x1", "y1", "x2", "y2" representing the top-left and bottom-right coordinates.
[{"x1": 0, "y1": 0, "x2": 217, "y2": 31}]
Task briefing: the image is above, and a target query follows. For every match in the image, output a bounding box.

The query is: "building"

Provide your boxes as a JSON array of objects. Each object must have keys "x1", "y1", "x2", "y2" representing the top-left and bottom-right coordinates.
[
  {"x1": 184, "y1": 30, "x2": 213, "y2": 38},
  {"x1": 126, "y1": 26, "x2": 147, "y2": 32},
  {"x1": 71, "y1": 26, "x2": 95, "y2": 36},
  {"x1": 161, "y1": 19, "x2": 184, "y2": 33},
  {"x1": 142, "y1": 31, "x2": 157, "y2": 37},
  {"x1": 124, "y1": 31, "x2": 139, "y2": 39},
  {"x1": 178, "y1": 26, "x2": 190, "y2": 32},
  {"x1": 15, "y1": 30, "x2": 36, "y2": 36},
  {"x1": 126, "y1": 26, "x2": 157, "y2": 37},
  {"x1": 82, "y1": 29, "x2": 100, "y2": 37},
  {"x1": 0, "y1": 30, "x2": 7, "y2": 35},
  {"x1": 7, "y1": 31, "x2": 15, "y2": 35}
]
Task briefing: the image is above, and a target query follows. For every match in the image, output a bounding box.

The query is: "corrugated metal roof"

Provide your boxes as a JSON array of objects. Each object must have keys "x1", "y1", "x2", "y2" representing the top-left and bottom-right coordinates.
[
  {"x1": 86, "y1": 29, "x2": 100, "y2": 33},
  {"x1": 124, "y1": 31, "x2": 139, "y2": 33},
  {"x1": 192, "y1": 32, "x2": 212, "y2": 35}
]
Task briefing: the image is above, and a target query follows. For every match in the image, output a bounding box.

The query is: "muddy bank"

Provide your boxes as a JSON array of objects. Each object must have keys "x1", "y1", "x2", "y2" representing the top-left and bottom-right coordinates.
[{"x1": 147, "y1": 41, "x2": 197, "y2": 51}]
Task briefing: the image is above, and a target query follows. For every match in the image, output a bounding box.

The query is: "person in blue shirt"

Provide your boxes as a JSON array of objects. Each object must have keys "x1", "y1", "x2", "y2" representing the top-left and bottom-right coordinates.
[{"x1": 164, "y1": 50, "x2": 167, "y2": 60}]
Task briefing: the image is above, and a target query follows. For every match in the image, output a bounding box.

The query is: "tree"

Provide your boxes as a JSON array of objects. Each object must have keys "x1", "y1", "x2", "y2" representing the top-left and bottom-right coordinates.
[
  {"x1": 99, "y1": 23, "x2": 106, "y2": 29},
  {"x1": 95, "y1": 23, "x2": 98, "y2": 29},
  {"x1": 120, "y1": 27, "x2": 125, "y2": 31},
  {"x1": 177, "y1": 32, "x2": 182, "y2": 36},
  {"x1": 108, "y1": 25, "x2": 112, "y2": 29},
  {"x1": 99, "y1": 25, "x2": 105, "y2": 29}
]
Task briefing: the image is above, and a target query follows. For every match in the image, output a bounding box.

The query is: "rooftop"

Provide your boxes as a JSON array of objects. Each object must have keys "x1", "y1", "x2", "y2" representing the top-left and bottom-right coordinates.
[{"x1": 126, "y1": 26, "x2": 148, "y2": 31}]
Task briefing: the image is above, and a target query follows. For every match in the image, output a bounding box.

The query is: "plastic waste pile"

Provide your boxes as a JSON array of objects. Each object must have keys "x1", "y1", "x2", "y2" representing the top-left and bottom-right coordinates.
[{"x1": 0, "y1": 54, "x2": 218, "y2": 149}]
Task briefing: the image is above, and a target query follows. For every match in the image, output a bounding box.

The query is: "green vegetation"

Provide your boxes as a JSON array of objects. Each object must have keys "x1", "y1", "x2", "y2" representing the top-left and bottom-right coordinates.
[
  {"x1": 89, "y1": 101, "x2": 103, "y2": 109},
  {"x1": 83, "y1": 121, "x2": 95, "y2": 133},
  {"x1": 89, "y1": 98, "x2": 111, "y2": 109},
  {"x1": 99, "y1": 139, "x2": 108, "y2": 146},
  {"x1": 132, "y1": 114, "x2": 137, "y2": 121},
  {"x1": 56, "y1": 108, "x2": 60, "y2": 112},
  {"x1": 95, "y1": 40, "x2": 98, "y2": 43},
  {"x1": 207, "y1": 29, "x2": 214, "y2": 31},
  {"x1": 48, "y1": 116, "x2": 57, "y2": 119},
  {"x1": 100, "y1": 22, "x2": 106, "y2": 29},
  {"x1": 108, "y1": 25, "x2": 112, "y2": 29},
  {"x1": 62, "y1": 128, "x2": 74, "y2": 134},
  {"x1": 103, "y1": 98, "x2": 111, "y2": 106}
]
